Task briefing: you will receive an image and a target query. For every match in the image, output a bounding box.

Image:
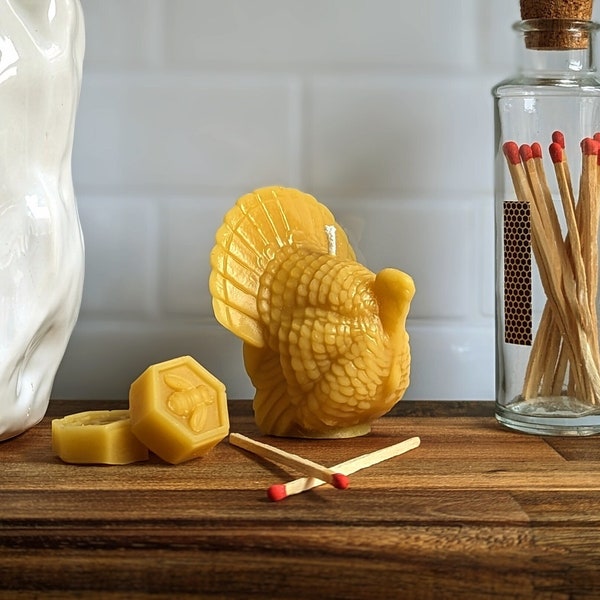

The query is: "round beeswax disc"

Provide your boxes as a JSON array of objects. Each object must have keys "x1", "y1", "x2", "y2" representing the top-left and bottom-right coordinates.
[{"x1": 52, "y1": 409, "x2": 149, "y2": 465}]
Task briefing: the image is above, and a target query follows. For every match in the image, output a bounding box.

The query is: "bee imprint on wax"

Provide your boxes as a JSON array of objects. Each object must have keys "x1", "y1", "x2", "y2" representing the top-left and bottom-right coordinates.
[{"x1": 164, "y1": 373, "x2": 214, "y2": 433}]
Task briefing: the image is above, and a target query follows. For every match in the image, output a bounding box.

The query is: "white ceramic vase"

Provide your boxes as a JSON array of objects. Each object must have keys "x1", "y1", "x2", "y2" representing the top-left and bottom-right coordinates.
[{"x1": 0, "y1": 0, "x2": 85, "y2": 441}]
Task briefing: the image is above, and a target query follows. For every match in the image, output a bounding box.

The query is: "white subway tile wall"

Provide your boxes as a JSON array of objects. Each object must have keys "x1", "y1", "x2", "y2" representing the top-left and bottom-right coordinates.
[{"x1": 54, "y1": 0, "x2": 599, "y2": 401}]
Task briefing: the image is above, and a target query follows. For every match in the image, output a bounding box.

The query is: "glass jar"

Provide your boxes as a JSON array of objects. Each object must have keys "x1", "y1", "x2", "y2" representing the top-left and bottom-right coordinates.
[{"x1": 493, "y1": 18, "x2": 600, "y2": 435}]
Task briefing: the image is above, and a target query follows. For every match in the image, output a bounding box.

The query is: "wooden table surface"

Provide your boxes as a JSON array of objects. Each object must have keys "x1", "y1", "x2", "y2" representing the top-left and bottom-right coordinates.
[{"x1": 2, "y1": 399, "x2": 600, "y2": 599}]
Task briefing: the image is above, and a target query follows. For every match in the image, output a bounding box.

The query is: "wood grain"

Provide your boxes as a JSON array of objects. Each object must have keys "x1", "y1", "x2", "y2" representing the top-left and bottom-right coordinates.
[{"x1": 2, "y1": 400, "x2": 600, "y2": 598}]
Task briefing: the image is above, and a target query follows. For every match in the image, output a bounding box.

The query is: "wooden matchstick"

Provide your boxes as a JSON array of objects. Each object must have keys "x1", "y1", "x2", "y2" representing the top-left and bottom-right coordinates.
[
  {"x1": 578, "y1": 138, "x2": 600, "y2": 316},
  {"x1": 550, "y1": 141, "x2": 600, "y2": 404},
  {"x1": 552, "y1": 130, "x2": 575, "y2": 202},
  {"x1": 229, "y1": 432, "x2": 349, "y2": 490},
  {"x1": 502, "y1": 141, "x2": 535, "y2": 204},
  {"x1": 267, "y1": 436, "x2": 421, "y2": 501}
]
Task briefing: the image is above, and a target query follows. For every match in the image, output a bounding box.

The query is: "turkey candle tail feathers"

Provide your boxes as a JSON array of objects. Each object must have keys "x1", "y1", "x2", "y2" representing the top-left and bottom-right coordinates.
[
  {"x1": 209, "y1": 186, "x2": 415, "y2": 438},
  {"x1": 210, "y1": 187, "x2": 355, "y2": 348}
]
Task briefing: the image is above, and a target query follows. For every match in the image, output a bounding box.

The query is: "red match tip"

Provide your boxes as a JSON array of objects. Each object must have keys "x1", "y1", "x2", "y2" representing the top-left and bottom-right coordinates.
[
  {"x1": 519, "y1": 144, "x2": 533, "y2": 162},
  {"x1": 581, "y1": 137, "x2": 599, "y2": 156},
  {"x1": 594, "y1": 133, "x2": 600, "y2": 143},
  {"x1": 267, "y1": 484, "x2": 287, "y2": 502},
  {"x1": 531, "y1": 142, "x2": 543, "y2": 159},
  {"x1": 549, "y1": 142, "x2": 563, "y2": 164},
  {"x1": 332, "y1": 473, "x2": 350, "y2": 490},
  {"x1": 502, "y1": 141, "x2": 521, "y2": 165},
  {"x1": 552, "y1": 131, "x2": 565, "y2": 148}
]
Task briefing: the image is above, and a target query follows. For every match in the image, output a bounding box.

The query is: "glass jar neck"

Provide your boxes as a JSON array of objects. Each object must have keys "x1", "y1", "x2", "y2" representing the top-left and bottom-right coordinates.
[{"x1": 515, "y1": 19, "x2": 599, "y2": 78}]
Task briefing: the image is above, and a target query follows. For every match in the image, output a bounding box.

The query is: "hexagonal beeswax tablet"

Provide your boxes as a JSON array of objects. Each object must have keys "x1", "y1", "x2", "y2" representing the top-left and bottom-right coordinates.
[
  {"x1": 129, "y1": 356, "x2": 229, "y2": 464},
  {"x1": 52, "y1": 410, "x2": 149, "y2": 465}
]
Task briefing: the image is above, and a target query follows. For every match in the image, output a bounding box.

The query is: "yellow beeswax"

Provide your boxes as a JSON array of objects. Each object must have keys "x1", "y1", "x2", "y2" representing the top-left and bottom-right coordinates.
[
  {"x1": 209, "y1": 186, "x2": 415, "y2": 438},
  {"x1": 52, "y1": 410, "x2": 149, "y2": 465},
  {"x1": 129, "y1": 355, "x2": 229, "y2": 464}
]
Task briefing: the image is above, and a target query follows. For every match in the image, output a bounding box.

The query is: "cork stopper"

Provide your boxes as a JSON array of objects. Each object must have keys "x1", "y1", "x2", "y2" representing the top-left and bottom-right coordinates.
[
  {"x1": 520, "y1": 0, "x2": 594, "y2": 49},
  {"x1": 521, "y1": 0, "x2": 593, "y2": 20}
]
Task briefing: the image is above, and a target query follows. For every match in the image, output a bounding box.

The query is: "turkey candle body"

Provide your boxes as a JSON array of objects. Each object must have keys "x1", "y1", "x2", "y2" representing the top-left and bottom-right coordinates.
[
  {"x1": 0, "y1": 1, "x2": 85, "y2": 441},
  {"x1": 210, "y1": 186, "x2": 415, "y2": 438}
]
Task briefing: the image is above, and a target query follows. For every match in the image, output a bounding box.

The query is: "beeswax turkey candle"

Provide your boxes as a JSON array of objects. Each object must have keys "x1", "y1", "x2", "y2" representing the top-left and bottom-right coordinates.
[
  {"x1": 209, "y1": 186, "x2": 415, "y2": 439},
  {"x1": 52, "y1": 410, "x2": 149, "y2": 465},
  {"x1": 129, "y1": 356, "x2": 229, "y2": 464}
]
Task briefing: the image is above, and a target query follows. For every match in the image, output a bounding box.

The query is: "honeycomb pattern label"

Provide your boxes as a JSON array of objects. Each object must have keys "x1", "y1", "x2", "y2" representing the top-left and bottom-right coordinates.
[{"x1": 503, "y1": 201, "x2": 532, "y2": 346}]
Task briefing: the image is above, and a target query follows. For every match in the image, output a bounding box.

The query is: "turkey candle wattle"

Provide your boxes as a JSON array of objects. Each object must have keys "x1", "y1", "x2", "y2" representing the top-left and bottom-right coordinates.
[{"x1": 209, "y1": 186, "x2": 415, "y2": 438}]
